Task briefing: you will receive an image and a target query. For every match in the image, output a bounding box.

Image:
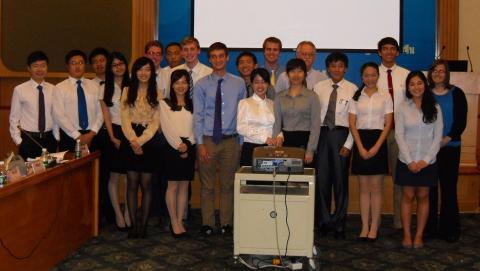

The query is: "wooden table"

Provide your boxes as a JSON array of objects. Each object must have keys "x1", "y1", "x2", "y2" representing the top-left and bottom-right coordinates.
[{"x1": 0, "y1": 152, "x2": 99, "y2": 271}]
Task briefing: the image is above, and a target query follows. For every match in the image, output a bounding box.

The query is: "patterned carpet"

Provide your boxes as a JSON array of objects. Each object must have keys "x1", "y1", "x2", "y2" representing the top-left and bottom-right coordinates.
[{"x1": 53, "y1": 211, "x2": 480, "y2": 271}]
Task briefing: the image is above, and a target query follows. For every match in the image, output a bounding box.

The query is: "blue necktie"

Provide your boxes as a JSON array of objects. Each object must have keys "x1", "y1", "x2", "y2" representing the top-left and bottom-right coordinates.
[
  {"x1": 76, "y1": 80, "x2": 89, "y2": 130},
  {"x1": 212, "y1": 78, "x2": 223, "y2": 144},
  {"x1": 37, "y1": 85, "x2": 45, "y2": 132}
]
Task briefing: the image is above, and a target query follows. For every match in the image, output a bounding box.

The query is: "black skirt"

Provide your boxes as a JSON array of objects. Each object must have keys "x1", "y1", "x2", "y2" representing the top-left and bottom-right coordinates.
[
  {"x1": 395, "y1": 160, "x2": 438, "y2": 187},
  {"x1": 103, "y1": 124, "x2": 127, "y2": 173},
  {"x1": 120, "y1": 124, "x2": 163, "y2": 173},
  {"x1": 240, "y1": 142, "x2": 267, "y2": 166},
  {"x1": 351, "y1": 129, "x2": 388, "y2": 175},
  {"x1": 163, "y1": 142, "x2": 196, "y2": 181}
]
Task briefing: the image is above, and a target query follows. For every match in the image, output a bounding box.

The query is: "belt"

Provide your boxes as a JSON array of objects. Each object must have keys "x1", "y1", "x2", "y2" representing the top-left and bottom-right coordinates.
[
  {"x1": 205, "y1": 133, "x2": 238, "y2": 140},
  {"x1": 23, "y1": 130, "x2": 53, "y2": 139},
  {"x1": 321, "y1": 126, "x2": 349, "y2": 131}
]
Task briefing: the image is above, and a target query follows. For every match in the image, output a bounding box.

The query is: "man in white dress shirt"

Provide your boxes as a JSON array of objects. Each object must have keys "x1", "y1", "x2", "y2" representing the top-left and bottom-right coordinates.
[
  {"x1": 261, "y1": 36, "x2": 284, "y2": 86},
  {"x1": 275, "y1": 41, "x2": 328, "y2": 92},
  {"x1": 10, "y1": 51, "x2": 57, "y2": 159},
  {"x1": 376, "y1": 37, "x2": 410, "y2": 230},
  {"x1": 53, "y1": 49, "x2": 103, "y2": 152},
  {"x1": 313, "y1": 51, "x2": 357, "y2": 239},
  {"x1": 89, "y1": 47, "x2": 109, "y2": 86},
  {"x1": 163, "y1": 42, "x2": 183, "y2": 71},
  {"x1": 144, "y1": 40, "x2": 169, "y2": 97}
]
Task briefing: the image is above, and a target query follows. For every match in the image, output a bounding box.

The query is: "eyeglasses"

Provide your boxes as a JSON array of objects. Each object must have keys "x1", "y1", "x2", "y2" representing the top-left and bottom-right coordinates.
[
  {"x1": 432, "y1": 69, "x2": 446, "y2": 74},
  {"x1": 69, "y1": 61, "x2": 85, "y2": 66}
]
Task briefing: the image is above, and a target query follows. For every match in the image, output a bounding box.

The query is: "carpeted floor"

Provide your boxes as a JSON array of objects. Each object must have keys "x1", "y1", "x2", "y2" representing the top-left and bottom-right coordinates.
[{"x1": 53, "y1": 211, "x2": 480, "y2": 271}]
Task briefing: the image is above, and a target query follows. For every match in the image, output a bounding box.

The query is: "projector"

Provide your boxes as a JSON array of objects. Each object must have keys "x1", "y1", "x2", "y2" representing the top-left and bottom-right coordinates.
[{"x1": 252, "y1": 146, "x2": 305, "y2": 173}]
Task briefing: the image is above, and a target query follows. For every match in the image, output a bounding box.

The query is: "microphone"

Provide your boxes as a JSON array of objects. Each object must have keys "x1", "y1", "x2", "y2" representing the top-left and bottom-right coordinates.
[
  {"x1": 436, "y1": 45, "x2": 446, "y2": 60},
  {"x1": 466, "y1": 46, "x2": 474, "y2": 72},
  {"x1": 18, "y1": 126, "x2": 44, "y2": 149}
]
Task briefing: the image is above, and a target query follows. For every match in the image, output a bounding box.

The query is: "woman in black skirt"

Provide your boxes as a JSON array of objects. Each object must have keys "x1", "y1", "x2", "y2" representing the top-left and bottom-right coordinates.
[
  {"x1": 159, "y1": 69, "x2": 196, "y2": 237},
  {"x1": 237, "y1": 68, "x2": 275, "y2": 166},
  {"x1": 120, "y1": 57, "x2": 161, "y2": 238},
  {"x1": 349, "y1": 62, "x2": 393, "y2": 241},
  {"x1": 273, "y1": 58, "x2": 321, "y2": 166},
  {"x1": 395, "y1": 71, "x2": 443, "y2": 248},
  {"x1": 100, "y1": 52, "x2": 131, "y2": 231}
]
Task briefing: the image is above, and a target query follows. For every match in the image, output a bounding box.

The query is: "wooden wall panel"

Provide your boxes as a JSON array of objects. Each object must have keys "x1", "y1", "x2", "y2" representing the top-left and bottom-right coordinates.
[{"x1": 437, "y1": 0, "x2": 459, "y2": 59}]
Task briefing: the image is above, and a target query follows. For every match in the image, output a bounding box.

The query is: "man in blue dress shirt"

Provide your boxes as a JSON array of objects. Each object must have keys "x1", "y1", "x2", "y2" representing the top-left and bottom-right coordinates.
[{"x1": 193, "y1": 42, "x2": 247, "y2": 236}]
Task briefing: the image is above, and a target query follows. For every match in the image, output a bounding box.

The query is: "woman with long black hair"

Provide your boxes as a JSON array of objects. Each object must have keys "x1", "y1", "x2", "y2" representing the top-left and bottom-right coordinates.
[
  {"x1": 395, "y1": 71, "x2": 443, "y2": 248},
  {"x1": 100, "y1": 52, "x2": 131, "y2": 231},
  {"x1": 120, "y1": 57, "x2": 161, "y2": 238},
  {"x1": 159, "y1": 69, "x2": 196, "y2": 238}
]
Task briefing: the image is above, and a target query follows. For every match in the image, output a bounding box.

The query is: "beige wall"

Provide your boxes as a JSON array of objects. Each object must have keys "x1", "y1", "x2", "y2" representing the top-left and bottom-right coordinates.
[{"x1": 459, "y1": 0, "x2": 480, "y2": 69}]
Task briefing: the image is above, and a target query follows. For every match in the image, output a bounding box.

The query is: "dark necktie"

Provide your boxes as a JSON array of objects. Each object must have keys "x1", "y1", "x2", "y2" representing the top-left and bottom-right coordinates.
[
  {"x1": 212, "y1": 78, "x2": 223, "y2": 144},
  {"x1": 188, "y1": 70, "x2": 194, "y2": 98},
  {"x1": 387, "y1": 69, "x2": 395, "y2": 128},
  {"x1": 37, "y1": 85, "x2": 45, "y2": 132},
  {"x1": 324, "y1": 84, "x2": 339, "y2": 129},
  {"x1": 76, "y1": 80, "x2": 89, "y2": 130}
]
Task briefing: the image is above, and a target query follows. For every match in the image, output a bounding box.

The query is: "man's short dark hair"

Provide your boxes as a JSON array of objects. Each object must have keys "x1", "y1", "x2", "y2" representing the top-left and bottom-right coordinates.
[
  {"x1": 65, "y1": 49, "x2": 87, "y2": 64},
  {"x1": 262, "y1": 37, "x2": 282, "y2": 50},
  {"x1": 207, "y1": 42, "x2": 228, "y2": 58},
  {"x1": 144, "y1": 40, "x2": 164, "y2": 54},
  {"x1": 27, "y1": 51, "x2": 49, "y2": 66},
  {"x1": 325, "y1": 51, "x2": 349, "y2": 68},
  {"x1": 166, "y1": 42, "x2": 182, "y2": 50},
  {"x1": 236, "y1": 51, "x2": 257, "y2": 66},
  {"x1": 88, "y1": 47, "x2": 109, "y2": 64},
  {"x1": 377, "y1": 37, "x2": 400, "y2": 51}
]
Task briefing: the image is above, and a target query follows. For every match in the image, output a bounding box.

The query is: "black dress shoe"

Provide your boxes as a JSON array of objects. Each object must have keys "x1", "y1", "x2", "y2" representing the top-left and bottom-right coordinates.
[
  {"x1": 334, "y1": 231, "x2": 346, "y2": 239},
  {"x1": 445, "y1": 233, "x2": 460, "y2": 243},
  {"x1": 357, "y1": 236, "x2": 368, "y2": 242}
]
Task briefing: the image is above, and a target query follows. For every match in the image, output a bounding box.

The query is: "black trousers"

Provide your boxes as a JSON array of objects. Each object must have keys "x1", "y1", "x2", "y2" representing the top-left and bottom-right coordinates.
[
  {"x1": 18, "y1": 131, "x2": 57, "y2": 160},
  {"x1": 59, "y1": 129, "x2": 98, "y2": 152},
  {"x1": 426, "y1": 146, "x2": 461, "y2": 236},
  {"x1": 315, "y1": 127, "x2": 350, "y2": 232}
]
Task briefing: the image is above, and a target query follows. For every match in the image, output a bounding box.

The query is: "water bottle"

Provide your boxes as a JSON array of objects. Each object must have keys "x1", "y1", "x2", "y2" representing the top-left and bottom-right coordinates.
[
  {"x1": 75, "y1": 139, "x2": 81, "y2": 158},
  {"x1": 41, "y1": 148, "x2": 49, "y2": 167}
]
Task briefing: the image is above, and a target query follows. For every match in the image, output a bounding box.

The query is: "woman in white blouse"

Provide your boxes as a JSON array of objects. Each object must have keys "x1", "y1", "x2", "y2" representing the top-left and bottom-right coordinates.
[
  {"x1": 159, "y1": 69, "x2": 195, "y2": 238},
  {"x1": 349, "y1": 62, "x2": 393, "y2": 242},
  {"x1": 237, "y1": 68, "x2": 275, "y2": 166},
  {"x1": 100, "y1": 52, "x2": 131, "y2": 231},
  {"x1": 395, "y1": 71, "x2": 443, "y2": 249}
]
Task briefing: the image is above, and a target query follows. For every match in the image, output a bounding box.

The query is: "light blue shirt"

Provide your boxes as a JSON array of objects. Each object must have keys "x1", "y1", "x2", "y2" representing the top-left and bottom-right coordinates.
[{"x1": 193, "y1": 72, "x2": 247, "y2": 144}]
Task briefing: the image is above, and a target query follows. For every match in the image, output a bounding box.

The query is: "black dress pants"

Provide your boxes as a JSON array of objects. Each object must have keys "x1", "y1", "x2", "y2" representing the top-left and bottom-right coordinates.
[
  {"x1": 426, "y1": 146, "x2": 461, "y2": 237},
  {"x1": 315, "y1": 127, "x2": 350, "y2": 232}
]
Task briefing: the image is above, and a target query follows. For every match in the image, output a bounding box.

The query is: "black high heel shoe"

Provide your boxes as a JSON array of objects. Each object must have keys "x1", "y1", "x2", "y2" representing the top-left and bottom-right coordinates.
[
  {"x1": 170, "y1": 224, "x2": 185, "y2": 238},
  {"x1": 127, "y1": 226, "x2": 138, "y2": 239}
]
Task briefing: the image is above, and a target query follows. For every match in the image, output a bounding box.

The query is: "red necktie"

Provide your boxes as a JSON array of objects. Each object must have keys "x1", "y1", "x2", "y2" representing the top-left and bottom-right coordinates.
[{"x1": 387, "y1": 69, "x2": 395, "y2": 128}]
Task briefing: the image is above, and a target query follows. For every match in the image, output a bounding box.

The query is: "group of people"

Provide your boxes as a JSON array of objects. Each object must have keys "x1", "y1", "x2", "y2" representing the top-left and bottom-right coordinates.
[{"x1": 9, "y1": 35, "x2": 467, "y2": 248}]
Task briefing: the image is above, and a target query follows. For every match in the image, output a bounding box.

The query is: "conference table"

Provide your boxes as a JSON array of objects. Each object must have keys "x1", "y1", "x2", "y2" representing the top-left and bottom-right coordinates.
[{"x1": 0, "y1": 152, "x2": 100, "y2": 271}]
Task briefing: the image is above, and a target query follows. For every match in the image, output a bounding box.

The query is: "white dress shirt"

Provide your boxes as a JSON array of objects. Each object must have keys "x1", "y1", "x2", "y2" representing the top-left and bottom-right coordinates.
[
  {"x1": 53, "y1": 76, "x2": 103, "y2": 139},
  {"x1": 275, "y1": 69, "x2": 328, "y2": 93},
  {"x1": 159, "y1": 99, "x2": 195, "y2": 149},
  {"x1": 395, "y1": 101, "x2": 443, "y2": 164},
  {"x1": 91, "y1": 76, "x2": 104, "y2": 87},
  {"x1": 237, "y1": 94, "x2": 275, "y2": 144},
  {"x1": 377, "y1": 63, "x2": 410, "y2": 110},
  {"x1": 9, "y1": 79, "x2": 56, "y2": 145},
  {"x1": 160, "y1": 62, "x2": 213, "y2": 99},
  {"x1": 99, "y1": 83, "x2": 122, "y2": 125},
  {"x1": 156, "y1": 68, "x2": 171, "y2": 98},
  {"x1": 313, "y1": 78, "x2": 357, "y2": 149},
  {"x1": 349, "y1": 89, "x2": 393, "y2": 130}
]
